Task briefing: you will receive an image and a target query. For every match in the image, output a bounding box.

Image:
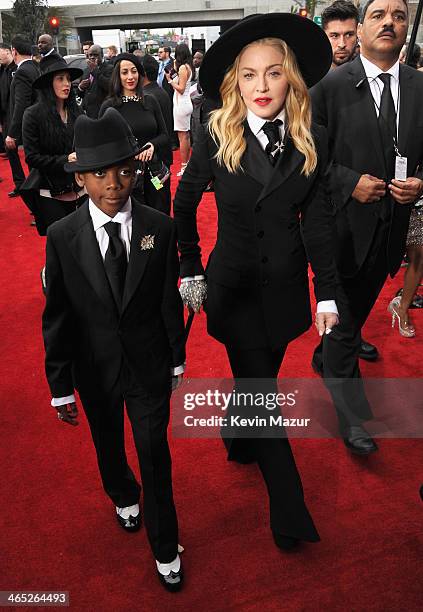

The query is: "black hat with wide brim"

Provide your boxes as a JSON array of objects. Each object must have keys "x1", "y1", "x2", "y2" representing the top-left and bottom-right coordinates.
[
  {"x1": 64, "y1": 107, "x2": 142, "y2": 173},
  {"x1": 199, "y1": 13, "x2": 332, "y2": 99},
  {"x1": 33, "y1": 54, "x2": 83, "y2": 89}
]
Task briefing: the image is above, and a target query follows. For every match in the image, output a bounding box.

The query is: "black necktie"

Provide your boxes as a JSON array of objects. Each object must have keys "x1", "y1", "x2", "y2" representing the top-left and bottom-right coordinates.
[
  {"x1": 262, "y1": 119, "x2": 283, "y2": 165},
  {"x1": 378, "y1": 73, "x2": 396, "y2": 178},
  {"x1": 103, "y1": 221, "x2": 127, "y2": 310}
]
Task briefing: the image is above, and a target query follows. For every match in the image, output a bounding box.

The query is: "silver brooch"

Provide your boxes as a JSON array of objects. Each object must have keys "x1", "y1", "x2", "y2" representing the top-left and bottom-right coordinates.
[{"x1": 140, "y1": 235, "x2": 155, "y2": 250}]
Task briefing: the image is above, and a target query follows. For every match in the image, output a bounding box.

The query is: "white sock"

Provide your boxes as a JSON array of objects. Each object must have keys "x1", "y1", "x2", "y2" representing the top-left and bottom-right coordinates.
[
  {"x1": 116, "y1": 503, "x2": 139, "y2": 520},
  {"x1": 156, "y1": 554, "x2": 180, "y2": 576}
]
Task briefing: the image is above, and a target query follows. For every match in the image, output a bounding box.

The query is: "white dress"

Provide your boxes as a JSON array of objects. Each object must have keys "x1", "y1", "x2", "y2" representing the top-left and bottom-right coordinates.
[{"x1": 173, "y1": 65, "x2": 193, "y2": 132}]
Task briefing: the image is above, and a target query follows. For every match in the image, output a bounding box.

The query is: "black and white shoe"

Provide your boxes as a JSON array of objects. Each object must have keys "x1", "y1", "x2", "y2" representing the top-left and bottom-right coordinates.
[
  {"x1": 116, "y1": 504, "x2": 141, "y2": 532},
  {"x1": 156, "y1": 556, "x2": 183, "y2": 592}
]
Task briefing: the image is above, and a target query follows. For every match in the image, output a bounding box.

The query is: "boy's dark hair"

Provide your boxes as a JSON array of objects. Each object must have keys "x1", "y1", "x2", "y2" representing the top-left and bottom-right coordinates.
[
  {"x1": 11, "y1": 36, "x2": 32, "y2": 56},
  {"x1": 142, "y1": 53, "x2": 159, "y2": 81},
  {"x1": 322, "y1": 1, "x2": 359, "y2": 29},
  {"x1": 82, "y1": 40, "x2": 93, "y2": 47},
  {"x1": 360, "y1": 0, "x2": 408, "y2": 21},
  {"x1": 0, "y1": 43, "x2": 11, "y2": 50},
  {"x1": 162, "y1": 46, "x2": 171, "y2": 55}
]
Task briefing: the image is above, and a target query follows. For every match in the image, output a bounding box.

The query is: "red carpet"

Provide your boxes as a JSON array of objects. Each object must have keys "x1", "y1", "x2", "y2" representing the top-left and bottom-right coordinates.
[{"x1": 1, "y1": 151, "x2": 422, "y2": 611}]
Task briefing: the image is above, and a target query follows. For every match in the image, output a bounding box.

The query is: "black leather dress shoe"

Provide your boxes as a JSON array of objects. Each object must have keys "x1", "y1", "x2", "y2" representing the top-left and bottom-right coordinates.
[
  {"x1": 359, "y1": 340, "x2": 379, "y2": 361},
  {"x1": 116, "y1": 511, "x2": 141, "y2": 532},
  {"x1": 342, "y1": 426, "x2": 378, "y2": 455},
  {"x1": 157, "y1": 563, "x2": 183, "y2": 592},
  {"x1": 8, "y1": 189, "x2": 20, "y2": 198},
  {"x1": 272, "y1": 532, "x2": 300, "y2": 551}
]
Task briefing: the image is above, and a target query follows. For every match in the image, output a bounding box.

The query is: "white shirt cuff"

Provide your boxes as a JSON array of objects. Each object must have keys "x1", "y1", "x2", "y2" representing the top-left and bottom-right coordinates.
[
  {"x1": 51, "y1": 394, "x2": 76, "y2": 407},
  {"x1": 316, "y1": 300, "x2": 339, "y2": 316},
  {"x1": 181, "y1": 276, "x2": 205, "y2": 283},
  {"x1": 172, "y1": 364, "x2": 185, "y2": 376}
]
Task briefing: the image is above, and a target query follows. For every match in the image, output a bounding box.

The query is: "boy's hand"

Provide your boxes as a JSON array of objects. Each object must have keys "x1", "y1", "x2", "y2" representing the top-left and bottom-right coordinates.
[
  {"x1": 315, "y1": 312, "x2": 339, "y2": 337},
  {"x1": 55, "y1": 402, "x2": 79, "y2": 426}
]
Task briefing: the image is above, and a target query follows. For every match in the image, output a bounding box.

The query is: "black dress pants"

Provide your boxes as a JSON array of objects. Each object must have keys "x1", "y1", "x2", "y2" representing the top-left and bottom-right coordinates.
[
  {"x1": 78, "y1": 367, "x2": 178, "y2": 563},
  {"x1": 313, "y1": 221, "x2": 391, "y2": 430},
  {"x1": 7, "y1": 146, "x2": 25, "y2": 190},
  {"x1": 224, "y1": 345, "x2": 320, "y2": 542}
]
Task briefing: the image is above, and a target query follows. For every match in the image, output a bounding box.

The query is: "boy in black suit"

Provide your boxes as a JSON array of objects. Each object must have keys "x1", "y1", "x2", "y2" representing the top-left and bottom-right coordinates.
[{"x1": 42, "y1": 108, "x2": 185, "y2": 592}]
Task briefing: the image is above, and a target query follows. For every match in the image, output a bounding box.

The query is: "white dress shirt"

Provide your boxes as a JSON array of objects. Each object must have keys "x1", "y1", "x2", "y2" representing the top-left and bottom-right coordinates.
[
  {"x1": 52, "y1": 198, "x2": 184, "y2": 408},
  {"x1": 360, "y1": 55, "x2": 400, "y2": 133}
]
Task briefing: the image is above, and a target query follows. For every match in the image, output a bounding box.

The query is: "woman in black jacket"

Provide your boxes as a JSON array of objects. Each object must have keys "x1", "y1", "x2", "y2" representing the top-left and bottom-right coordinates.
[
  {"x1": 99, "y1": 53, "x2": 172, "y2": 215},
  {"x1": 22, "y1": 56, "x2": 85, "y2": 236},
  {"x1": 174, "y1": 14, "x2": 339, "y2": 551}
]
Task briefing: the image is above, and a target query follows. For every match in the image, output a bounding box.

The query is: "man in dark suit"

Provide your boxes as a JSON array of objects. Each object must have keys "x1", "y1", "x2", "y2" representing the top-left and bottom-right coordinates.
[
  {"x1": 142, "y1": 53, "x2": 173, "y2": 168},
  {"x1": 42, "y1": 109, "x2": 186, "y2": 592},
  {"x1": 78, "y1": 44, "x2": 113, "y2": 118},
  {"x1": 5, "y1": 36, "x2": 39, "y2": 198},
  {"x1": 0, "y1": 44, "x2": 15, "y2": 167},
  {"x1": 322, "y1": 0, "x2": 379, "y2": 363},
  {"x1": 311, "y1": 0, "x2": 423, "y2": 453}
]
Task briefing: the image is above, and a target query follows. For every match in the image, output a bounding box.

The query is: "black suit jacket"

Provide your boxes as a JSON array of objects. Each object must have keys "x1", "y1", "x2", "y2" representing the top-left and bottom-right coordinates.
[
  {"x1": 173, "y1": 122, "x2": 337, "y2": 348},
  {"x1": 0, "y1": 61, "x2": 16, "y2": 124},
  {"x1": 79, "y1": 60, "x2": 113, "y2": 118},
  {"x1": 42, "y1": 201, "x2": 186, "y2": 399},
  {"x1": 6, "y1": 59, "x2": 39, "y2": 142},
  {"x1": 311, "y1": 56, "x2": 423, "y2": 277}
]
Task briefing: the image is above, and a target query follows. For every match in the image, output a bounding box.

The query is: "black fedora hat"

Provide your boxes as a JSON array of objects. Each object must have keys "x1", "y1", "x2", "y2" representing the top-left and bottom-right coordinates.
[
  {"x1": 199, "y1": 13, "x2": 332, "y2": 99},
  {"x1": 64, "y1": 107, "x2": 141, "y2": 173},
  {"x1": 33, "y1": 54, "x2": 83, "y2": 89}
]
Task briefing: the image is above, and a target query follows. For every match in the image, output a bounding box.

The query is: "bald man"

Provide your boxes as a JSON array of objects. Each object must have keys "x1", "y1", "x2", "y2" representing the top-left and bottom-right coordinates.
[{"x1": 38, "y1": 34, "x2": 55, "y2": 58}]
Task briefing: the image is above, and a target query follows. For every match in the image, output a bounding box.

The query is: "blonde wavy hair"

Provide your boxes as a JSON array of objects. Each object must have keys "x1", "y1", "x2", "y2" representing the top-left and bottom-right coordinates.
[{"x1": 208, "y1": 38, "x2": 317, "y2": 176}]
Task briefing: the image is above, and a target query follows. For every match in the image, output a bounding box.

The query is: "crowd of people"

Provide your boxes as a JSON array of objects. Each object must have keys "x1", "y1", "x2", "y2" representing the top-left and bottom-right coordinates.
[
  {"x1": 0, "y1": 34, "x2": 203, "y2": 230},
  {"x1": 2, "y1": 0, "x2": 422, "y2": 595}
]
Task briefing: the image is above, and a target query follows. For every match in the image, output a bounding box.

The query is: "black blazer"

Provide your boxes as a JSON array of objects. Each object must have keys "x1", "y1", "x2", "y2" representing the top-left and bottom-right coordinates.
[
  {"x1": 173, "y1": 122, "x2": 337, "y2": 349},
  {"x1": 0, "y1": 61, "x2": 16, "y2": 124},
  {"x1": 22, "y1": 102, "x2": 79, "y2": 194},
  {"x1": 42, "y1": 201, "x2": 186, "y2": 399},
  {"x1": 6, "y1": 59, "x2": 40, "y2": 142},
  {"x1": 311, "y1": 56, "x2": 423, "y2": 277},
  {"x1": 79, "y1": 60, "x2": 113, "y2": 118}
]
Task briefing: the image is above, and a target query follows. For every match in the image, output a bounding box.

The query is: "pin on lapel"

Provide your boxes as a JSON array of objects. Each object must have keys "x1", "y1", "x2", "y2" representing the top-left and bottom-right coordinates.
[
  {"x1": 271, "y1": 142, "x2": 285, "y2": 157},
  {"x1": 140, "y1": 234, "x2": 155, "y2": 250}
]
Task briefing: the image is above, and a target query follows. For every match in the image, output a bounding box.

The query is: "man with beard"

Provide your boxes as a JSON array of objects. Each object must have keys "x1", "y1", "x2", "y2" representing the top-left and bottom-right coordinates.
[
  {"x1": 323, "y1": 1, "x2": 379, "y2": 363},
  {"x1": 323, "y1": 1, "x2": 359, "y2": 69},
  {"x1": 311, "y1": 0, "x2": 423, "y2": 454}
]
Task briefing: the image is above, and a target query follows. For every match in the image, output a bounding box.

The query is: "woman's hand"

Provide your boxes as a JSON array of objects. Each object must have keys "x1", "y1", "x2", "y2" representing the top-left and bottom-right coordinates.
[
  {"x1": 315, "y1": 312, "x2": 339, "y2": 336},
  {"x1": 67, "y1": 152, "x2": 77, "y2": 162},
  {"x1": 136, "y1": 143, "x2": 154, "y2": 162},
  {"x1": 179, "y1": 279, "x2": 207, "y2": 313}
]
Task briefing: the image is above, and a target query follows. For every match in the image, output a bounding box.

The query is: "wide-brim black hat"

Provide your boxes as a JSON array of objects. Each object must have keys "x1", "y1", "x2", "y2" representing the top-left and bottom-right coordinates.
[
  {"x1": 64, "y1": 107, "x2": 141, "y2": 173},
  {"x1": 199, "y1": 13, "x2": 332, "y2": 99},
  {"x1": 33, "y1": 54, "x2": 83, "y2": 89}
]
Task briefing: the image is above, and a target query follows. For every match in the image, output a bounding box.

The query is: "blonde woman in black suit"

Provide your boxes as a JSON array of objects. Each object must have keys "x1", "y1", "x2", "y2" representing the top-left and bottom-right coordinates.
[{"x1": 174, "y1": 14, "x2": 339, "y2": 551}]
